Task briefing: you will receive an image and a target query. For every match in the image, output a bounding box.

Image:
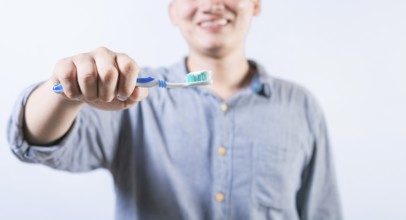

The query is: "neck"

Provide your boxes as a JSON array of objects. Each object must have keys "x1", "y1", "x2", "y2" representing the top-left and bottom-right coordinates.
[{"x1": 187, "y1": 48, "x2": 252, "y2": 100}]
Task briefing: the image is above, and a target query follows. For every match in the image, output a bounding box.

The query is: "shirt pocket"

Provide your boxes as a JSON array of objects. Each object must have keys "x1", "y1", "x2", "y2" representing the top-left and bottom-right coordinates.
[{"x1": 251, "y1": 141, "x2": 285, "y2": 212}]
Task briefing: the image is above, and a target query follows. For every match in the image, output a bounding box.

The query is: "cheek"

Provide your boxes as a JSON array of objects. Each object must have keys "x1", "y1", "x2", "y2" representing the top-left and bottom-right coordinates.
[
  {"x1": 224, "y1": 0, "x2": 255, "y2": 20},
  {"x1": 174, "y1": 2, "x2": 198, "y2": 38},
  {"x1": 176, "y1": 1, "x2": 197, "y2": 20},
  {"x1": 225, "y1": 0, "x2": 241, "y2": 9},
  {"x1": 234, "y1": 0, "x2": 255, "y2": 12}
]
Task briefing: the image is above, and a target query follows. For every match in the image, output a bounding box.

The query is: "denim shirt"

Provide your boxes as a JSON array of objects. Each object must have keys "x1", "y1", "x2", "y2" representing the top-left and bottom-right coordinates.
[{"x1": 8, "y1": 60, "x2": 342, "y2": 220}]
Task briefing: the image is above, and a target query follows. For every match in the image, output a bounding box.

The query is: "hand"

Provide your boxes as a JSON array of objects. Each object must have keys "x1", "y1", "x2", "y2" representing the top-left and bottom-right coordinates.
[{"x1": 52, "y1": 47, "x2": 148, "y2": 110}]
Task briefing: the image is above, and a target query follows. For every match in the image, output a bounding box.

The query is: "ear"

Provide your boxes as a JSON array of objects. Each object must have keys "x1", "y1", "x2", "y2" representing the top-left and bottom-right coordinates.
[
  {"x1": 253, "y1": 0, "x2": 261, "y2": 16},
  {"x1": 168, "y1": 1, "x2": 178, "y2": 25}
]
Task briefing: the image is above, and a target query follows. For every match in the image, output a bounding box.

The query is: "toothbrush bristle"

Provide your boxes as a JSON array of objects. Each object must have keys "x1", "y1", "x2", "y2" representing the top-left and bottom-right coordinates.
[{"x1": 185, "y1": 70, "x2": 212, "y2": 83}]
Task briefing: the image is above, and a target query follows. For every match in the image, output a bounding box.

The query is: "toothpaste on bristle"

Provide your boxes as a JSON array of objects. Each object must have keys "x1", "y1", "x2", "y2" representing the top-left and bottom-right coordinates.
[{"x1": 185, "y1": 71, "x2": 211, "y2": 82}]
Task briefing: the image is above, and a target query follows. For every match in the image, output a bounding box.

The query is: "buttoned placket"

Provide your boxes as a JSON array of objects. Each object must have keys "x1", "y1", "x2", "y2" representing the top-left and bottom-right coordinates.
[{"x1": 212, "y1": 101, "x2": 233, "y2": 220}]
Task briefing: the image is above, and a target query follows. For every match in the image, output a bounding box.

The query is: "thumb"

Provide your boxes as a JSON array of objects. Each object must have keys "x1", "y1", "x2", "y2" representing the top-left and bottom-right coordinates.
[{"x1": 127, "y1": 87, "x2": 149, "y2": 103}]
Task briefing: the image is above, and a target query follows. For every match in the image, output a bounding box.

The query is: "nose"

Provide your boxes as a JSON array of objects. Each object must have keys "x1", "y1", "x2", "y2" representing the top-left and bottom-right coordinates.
[{"x1": 201, "y1": 0, "x2": 225, "y2": 14}]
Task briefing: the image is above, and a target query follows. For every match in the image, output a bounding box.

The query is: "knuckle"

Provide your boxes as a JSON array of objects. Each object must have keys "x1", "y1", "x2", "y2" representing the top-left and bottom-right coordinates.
[
  {"x1": 75, "y1": 53, "x2": 91, "y2": 63},
  {"x1": 119, "y1": 56, "x2": 138, "y2": 74},
  {"x1": 123, "y1": 62, "x2": 135, "y2": 74},
  {"x1": 99, "y1": 67, "x2": 118, "y2": 81},
  {"x1": 54, "y1": 59, "x2": 75, "y2": 80},
  {"x1": 80, "y1": 71, "x2": 97, "y2": 85},
  {"x1": 59, "y1": 69, "x2": 75, "y2": 82},
  {"x1": 94, "y1": 46, "x2": 111, "y2": 54}
]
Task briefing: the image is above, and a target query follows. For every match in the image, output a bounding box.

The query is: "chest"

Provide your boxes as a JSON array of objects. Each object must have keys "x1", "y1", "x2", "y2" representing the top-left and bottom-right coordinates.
[{"x1": 157, "y1": 95, "x2": 313, "y2": 193}]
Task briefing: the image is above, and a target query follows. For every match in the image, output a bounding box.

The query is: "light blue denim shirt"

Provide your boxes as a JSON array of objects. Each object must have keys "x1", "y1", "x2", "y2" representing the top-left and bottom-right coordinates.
[{"x1": 8, "y1": 60, "x2": 342, "y2": 220}]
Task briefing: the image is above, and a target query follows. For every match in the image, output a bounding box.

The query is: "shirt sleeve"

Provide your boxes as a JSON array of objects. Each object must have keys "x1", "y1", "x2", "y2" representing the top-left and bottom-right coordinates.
[
  {"x1": 7, "y1": 82, "x2": 122, "y2": 172},
  {"x1": 296, "y1": 96, "x2": 343, "y2": 220}
]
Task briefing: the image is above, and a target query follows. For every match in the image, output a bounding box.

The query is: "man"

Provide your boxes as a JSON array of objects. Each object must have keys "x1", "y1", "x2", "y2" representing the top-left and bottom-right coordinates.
[{"x1": 8, "y1": 0, "x2": 342, "y2": 219}]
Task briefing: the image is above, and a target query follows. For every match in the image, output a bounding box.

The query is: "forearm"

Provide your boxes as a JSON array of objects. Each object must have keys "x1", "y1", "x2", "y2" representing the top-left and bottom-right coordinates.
[{"x1": 24, "y1": 80, "x2": 84, "y2": 145}]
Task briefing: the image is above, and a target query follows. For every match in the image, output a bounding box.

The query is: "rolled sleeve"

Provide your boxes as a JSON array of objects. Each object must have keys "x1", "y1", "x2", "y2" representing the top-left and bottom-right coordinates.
[{"x1": 7, "y1": 82, "x2": 121, "y2": 172}]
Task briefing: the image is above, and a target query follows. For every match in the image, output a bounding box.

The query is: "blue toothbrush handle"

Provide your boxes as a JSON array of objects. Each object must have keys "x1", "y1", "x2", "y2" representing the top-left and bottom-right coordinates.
[
  {"x1": 52, "y1": 77, "x2": 165, "y2": 94},
  {"x1": 136, "y1": 77, "x2": 167, "y2": 88},
  {"x1": 136, "y1": 77, "x2": 155, "y2": 83}
]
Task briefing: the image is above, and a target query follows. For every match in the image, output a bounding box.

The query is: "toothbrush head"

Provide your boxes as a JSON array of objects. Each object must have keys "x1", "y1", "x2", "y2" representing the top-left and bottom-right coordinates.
[{"x1": 185, "y1": 70, "x2": 213, "y2": 85}]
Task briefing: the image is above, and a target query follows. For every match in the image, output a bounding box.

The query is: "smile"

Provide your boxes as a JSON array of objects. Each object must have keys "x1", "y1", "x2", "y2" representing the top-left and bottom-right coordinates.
[{"x1": 199, "y1": 18, "x2": 229, "y2": 28}]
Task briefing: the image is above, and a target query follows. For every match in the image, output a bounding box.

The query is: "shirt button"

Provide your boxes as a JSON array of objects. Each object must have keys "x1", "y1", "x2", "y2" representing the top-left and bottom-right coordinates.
[
  {"x1": 220, "y1": 103, "x2": 228, "y2": 112},
  {"x1": 218, "y1": 147, "x2": 227, "y2": 156},
  {"x1": 215, "y1": 193, "x2": 225, "y2": 202}
]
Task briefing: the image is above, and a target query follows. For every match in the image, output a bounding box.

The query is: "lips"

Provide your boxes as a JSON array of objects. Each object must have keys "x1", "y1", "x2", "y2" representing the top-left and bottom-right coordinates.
[{"x1": 199, "y1": 18, "x2": 229, "y2": 28}]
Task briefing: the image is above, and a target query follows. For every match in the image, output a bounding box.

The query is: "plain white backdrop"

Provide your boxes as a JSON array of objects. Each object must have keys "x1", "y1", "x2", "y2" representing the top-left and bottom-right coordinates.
[{"x1": 1, "y1": 0, "x2": 405, "y2": 219}]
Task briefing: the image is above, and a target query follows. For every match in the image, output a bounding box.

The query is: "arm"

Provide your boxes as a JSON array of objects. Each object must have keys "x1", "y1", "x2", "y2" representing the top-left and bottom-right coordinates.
[
  {"x1": 24, "y1": 47, "x2": 148, "y2": 145},
  {"x1": 24, "y1": 80, "x2": 84, "y2": 145},
  {"x1": 9, "y1": 47, "x2": 148, "y2": 171},
  {"x1": 296, "y1": 103, "x2": 342, "y2": 220}
]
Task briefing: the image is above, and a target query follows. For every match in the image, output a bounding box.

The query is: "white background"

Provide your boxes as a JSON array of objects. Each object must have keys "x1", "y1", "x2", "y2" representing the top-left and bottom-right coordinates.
[{"x1": 1, "y1": 0, "x2": 405, "y2": 219}]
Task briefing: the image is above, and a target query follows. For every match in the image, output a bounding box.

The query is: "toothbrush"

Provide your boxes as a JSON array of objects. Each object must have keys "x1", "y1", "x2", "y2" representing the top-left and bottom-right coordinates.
[{"x1": 52, "y1": 70, "x2": 213, "y2": 94}]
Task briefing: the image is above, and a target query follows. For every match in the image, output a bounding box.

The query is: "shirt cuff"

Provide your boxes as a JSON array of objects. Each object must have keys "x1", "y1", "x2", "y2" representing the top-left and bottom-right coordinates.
[{"x1": 7, "y1": 82, "x2": 80, "y2": 166}]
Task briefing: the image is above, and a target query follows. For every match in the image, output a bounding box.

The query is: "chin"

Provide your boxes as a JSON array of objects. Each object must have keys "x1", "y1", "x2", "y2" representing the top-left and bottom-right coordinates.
[
  {"x1": 201, "y1": 46, "x2": 230, "y2": 58},
  {"x1": 199, "y1": 40, "x2": 229, "y2": 54}
]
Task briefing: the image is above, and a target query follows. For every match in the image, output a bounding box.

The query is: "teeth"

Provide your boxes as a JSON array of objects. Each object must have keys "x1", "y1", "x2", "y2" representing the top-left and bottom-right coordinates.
[
  {"x1": 201, "y1": 18, "x2": 228, "y2": 27},
  {"x1": 201, "y1": 21, "x2": 213, "y2": 27},
  {"x1": 216, "y1": 19, "x2": 227, "y2": 25}
]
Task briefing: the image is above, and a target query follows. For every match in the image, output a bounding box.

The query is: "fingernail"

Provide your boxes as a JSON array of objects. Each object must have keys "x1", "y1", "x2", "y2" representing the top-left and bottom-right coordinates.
[{"x1": 116, "y1": 95, "x2": 128, "y2": 101}]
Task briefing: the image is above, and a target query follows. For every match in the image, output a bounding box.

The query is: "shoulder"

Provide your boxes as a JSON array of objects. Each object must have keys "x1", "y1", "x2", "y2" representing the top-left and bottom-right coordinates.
[
  {"x1": 274, "y1": 77, "x2": 323, "y2": 112},
  {"x1": 271, "y1": 78, "x2": 317, "y2": 104},
  {"x1": 253, "y1": 59, "x2": 326, "y2": 131},
  {"x1": 252, "y1": 60, "x2": 319, "y2": 109},
  {"x1": 272, "y1": 77, "x2": 327, "y2": 135}
]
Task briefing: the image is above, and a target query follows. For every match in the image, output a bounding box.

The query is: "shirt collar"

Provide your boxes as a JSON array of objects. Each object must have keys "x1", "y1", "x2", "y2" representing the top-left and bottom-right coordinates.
[{"x1": 248, "y1": 60, "x2": 272, "y2": 98}]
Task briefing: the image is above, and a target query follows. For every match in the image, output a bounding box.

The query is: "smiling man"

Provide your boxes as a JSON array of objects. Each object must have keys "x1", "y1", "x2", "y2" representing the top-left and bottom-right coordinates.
[{"x1": 8, "y1": 0, "x2": 342, "y2": 219}]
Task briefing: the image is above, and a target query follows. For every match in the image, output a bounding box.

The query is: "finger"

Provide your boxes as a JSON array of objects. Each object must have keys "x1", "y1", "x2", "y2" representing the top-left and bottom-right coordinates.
[
  {"x1": 116, "y1": 53, "x2": 138, "y2": 101},
  {"x1": 117, "y1": 87, "x2": 148, "y2": 109},
  {"x1": 54, "y1": 58, "x2": 81, "y2": 99},
  {"x1": 74, "y1": 54, "x2": 98, "y2": 101},
  {"x1": 104, "y1": 88, "x2": 148, "y2": 110},
  {"x1": 128, "y1": 87, "x2": 149, "y2": 103},
  {"x1": 93, "y1": 47, "x2": 119, "y2": 102}
]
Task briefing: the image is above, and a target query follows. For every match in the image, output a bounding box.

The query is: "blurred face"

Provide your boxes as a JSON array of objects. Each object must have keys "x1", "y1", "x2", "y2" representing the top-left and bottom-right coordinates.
[{"x1": 169, "y1": 0, "x2": 261, "y2": 56}]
